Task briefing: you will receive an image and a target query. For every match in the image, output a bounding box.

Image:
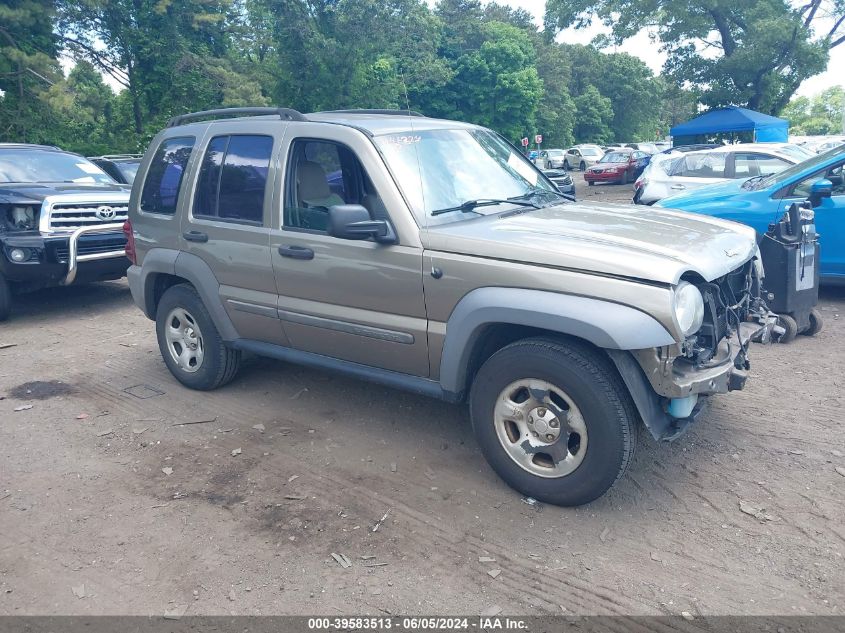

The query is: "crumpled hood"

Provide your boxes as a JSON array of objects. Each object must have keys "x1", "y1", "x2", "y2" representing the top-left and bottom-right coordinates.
[
  {"x1": 423, "y1": 201, "x2": 758, "y2": 285},
  {"x1": 0, "y1": 182, "x2": 130, "y2": 205}
]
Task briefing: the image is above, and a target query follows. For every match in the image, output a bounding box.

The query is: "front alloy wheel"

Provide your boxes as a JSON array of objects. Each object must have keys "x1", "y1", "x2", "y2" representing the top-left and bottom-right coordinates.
[
  {"x1": 470, "y1": 337, "x2": 637, "y2": 506},
  {"x1": 494, "y1": 379, "x2": 588, "y2": 478}
]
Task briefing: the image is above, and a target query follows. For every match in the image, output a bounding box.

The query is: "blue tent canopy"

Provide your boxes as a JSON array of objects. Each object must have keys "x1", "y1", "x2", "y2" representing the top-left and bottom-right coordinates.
[{"x1": 670, "y1": 106, "x2": 789, "y2": 143}]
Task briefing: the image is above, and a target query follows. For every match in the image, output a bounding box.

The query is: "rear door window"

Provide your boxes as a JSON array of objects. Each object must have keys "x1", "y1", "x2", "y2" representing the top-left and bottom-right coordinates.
[
  {"x1": 140, "y1": 137, "x2": 195, "y2": 214},
  {"x1": 671, "y1": 153, "x2": 727, "y2": 178},
  {"x1": 192, "y1": 134, "x2": 273, "y2": 225}
]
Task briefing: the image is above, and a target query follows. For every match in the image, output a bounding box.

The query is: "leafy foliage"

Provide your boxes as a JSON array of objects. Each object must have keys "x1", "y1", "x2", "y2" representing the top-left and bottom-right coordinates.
[
  {"x1": 0, "y1": 0, "x2": 836, "y2": 156},
  {"x1": 544, "y1": 0, "x2": 843, "y2": 115},
  {"x1": 781, "y1": 87, "x2": 845, "y2": 135}
]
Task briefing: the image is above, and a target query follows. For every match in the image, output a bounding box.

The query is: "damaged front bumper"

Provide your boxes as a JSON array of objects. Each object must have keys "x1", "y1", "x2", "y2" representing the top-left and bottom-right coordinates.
[{"x1": 608, "y1": 316, "x2": 776, "y2": 442}]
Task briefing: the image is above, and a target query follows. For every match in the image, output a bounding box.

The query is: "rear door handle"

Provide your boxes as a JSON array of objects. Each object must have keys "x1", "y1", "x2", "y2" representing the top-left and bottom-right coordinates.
[
  {"x1": 183, "y1": 230, "x2": 208, "y2": 243},
  {"x1": 278, "y1": 245, "x2": 314, "y2": 260}
]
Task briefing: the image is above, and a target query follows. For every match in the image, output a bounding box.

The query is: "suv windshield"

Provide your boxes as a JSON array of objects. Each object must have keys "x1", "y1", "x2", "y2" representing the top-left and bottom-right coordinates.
[
  {"x1": 580, "y1": 148, "x2": 603, "y2": 157},
  {"x1": 741, "y1": 144, "x2": 843, "y2": 191},
  {"x1": 600, "y1": 152, "x2": 631, "y2": 163},
  {"x1": 0, "y1": 148, "x2": 114, "y2": 184},
  {"x1": 374, "y1": 128, "x2": 559, "y2": 224}
]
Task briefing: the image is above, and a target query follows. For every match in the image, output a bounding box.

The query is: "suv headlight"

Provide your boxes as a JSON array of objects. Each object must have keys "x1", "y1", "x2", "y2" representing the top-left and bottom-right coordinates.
[{"x1": 673, "y1": 281, "x2": 705, "y2": 337}]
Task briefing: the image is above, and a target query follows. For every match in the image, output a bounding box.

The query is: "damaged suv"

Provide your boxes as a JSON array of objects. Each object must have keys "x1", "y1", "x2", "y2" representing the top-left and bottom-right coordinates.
[
  {"x1": 126, "y1": 108, "x2": 771, "y2": 506},
  {"x1": 0, "y1": 144, "x2": 131, "y2": 320}
]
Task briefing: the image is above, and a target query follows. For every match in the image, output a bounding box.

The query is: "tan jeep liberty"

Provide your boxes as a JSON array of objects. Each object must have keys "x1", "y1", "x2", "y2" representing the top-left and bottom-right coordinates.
[{"x1": 125, "y1": 107, "x2": 771, "y2": 506}]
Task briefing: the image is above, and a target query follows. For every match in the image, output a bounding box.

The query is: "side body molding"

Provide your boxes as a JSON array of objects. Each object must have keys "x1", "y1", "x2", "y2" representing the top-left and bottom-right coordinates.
[{"x1": 438, "y1": 287, "x2": 676, "y2": 395}]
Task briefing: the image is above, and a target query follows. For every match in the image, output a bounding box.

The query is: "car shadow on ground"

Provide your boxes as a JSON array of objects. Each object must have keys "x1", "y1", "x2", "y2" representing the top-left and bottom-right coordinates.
[{"x1": 7, "y1": 280, "x2": 132, "y2": 322}]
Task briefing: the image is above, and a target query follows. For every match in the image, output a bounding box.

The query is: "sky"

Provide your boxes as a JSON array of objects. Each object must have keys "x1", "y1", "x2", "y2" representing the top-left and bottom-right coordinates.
[{"x1": 500, "y1": 0, "x2": 844, "y2": 99}]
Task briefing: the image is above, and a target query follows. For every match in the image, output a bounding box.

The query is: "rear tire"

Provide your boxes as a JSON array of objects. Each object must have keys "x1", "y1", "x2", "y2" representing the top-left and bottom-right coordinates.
[
  {"x1": 469, "y1": 337, "x2": 637, "y2": 507},
  {"x1": 0, "y1": 275, "x2": 11, "y2": 322},
  {"x1": 619, "y1": 170, "x2": 629, "y2": 185},
  {"x1": 579, "y1": 161, "x2": 586, "y2": 171},
  {"x1": 588, "y1": 181, "x2": 595, "y2": 186},
  {"x1": 775, "y1": 314, "x2": 798, "y2": 343},
  {"x1": 802, "y1": 308, "x2": 823, "y2": 336},
  {"x1": 155, "y1": 284, "x2": 241, "y2": 390}
]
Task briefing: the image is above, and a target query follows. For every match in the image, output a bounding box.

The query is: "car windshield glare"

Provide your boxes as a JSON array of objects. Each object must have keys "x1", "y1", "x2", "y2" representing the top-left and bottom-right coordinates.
[
  {"x1": 0, "y1": 149, "x2": 114, "y2": 184},
  {"x1": 374, "y1": 128, "x2": 558, "y2": 224},
  {"x1": 601, "y1": 152, "x2": 630, "y2": 163},
  {"x1": 742, "y1": 144, "x2": 844, "y2": 191}
]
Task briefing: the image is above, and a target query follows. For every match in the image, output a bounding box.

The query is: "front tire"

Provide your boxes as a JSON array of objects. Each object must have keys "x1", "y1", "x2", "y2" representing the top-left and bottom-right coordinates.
[
  {"x1": 469, "y1": 338, "x2": 637, "y2": 506},
  {"x1": 0, "y1": 275, "x2": 10, "y2": 322},
  {"x1": 579, "y1": 161, "x2": 586, "y2": 171},
  {"x1": 563, "y1": 160, "x2": 570, "y2": 171},
  {"x1": 155, "y1": 284, "x2": 241, "y2": 390}
]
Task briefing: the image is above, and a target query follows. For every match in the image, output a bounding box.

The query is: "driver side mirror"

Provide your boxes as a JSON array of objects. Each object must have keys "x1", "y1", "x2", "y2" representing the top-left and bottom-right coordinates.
[
  {"x1": 808, "y1": 178, "x2": 833, "y2": 208},
  {"x1": 328, "y1": 204, "x2": 397, "y2": 244}
]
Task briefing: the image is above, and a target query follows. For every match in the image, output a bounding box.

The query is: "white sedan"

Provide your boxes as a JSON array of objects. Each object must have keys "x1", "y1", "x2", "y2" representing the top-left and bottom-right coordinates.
[{"x1": 633, "y1": 143, "x2": 814, "y2": 205}]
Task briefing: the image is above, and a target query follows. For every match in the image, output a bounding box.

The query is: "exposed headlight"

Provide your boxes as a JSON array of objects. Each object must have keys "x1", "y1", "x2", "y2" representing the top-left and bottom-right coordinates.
[{"x1": 673, "y1": 281, "x2": 705, "y2": 337}]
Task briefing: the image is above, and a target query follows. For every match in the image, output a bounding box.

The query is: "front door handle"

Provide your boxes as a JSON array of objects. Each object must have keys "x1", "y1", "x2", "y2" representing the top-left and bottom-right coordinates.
[
  {"x1": 278, "y1": 245, "x2": 314, "y2": 260},
  {"x1": 183, "y1": 230, "x2": 209, "y2": 243},
  {"x1": 670, "y1": 184, "x2": 686, "y2": 190}
]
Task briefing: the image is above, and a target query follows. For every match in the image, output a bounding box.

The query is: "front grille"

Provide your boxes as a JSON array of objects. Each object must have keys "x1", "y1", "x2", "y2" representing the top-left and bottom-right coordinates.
[
  {"x1": 54, "y1": 240, "x2": 126, "y2": 263},
  {"x1": 47, "y1": 202, "x2": 128, "y2": 231}
]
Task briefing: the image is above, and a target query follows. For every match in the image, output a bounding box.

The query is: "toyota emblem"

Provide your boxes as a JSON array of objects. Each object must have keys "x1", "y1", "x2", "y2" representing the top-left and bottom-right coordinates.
[{"x1": 95, "y1": 205, "x2": 116, "y2": 221}]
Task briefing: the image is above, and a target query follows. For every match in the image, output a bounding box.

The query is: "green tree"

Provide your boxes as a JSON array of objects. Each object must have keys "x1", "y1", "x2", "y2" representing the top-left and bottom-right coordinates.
[
  {"x1": 0, "y1": 0, "x2": 62, "y2": 142},
  {"x1": 572, "y1": 85, "x2": 613, "y2": 143},
  {"x1": 544, "y1": 0, "x2": 842, "y2": 114},
  {"x1": 781, "y1": 87, "x2": 845, "y2": 134},
  {"x1": 450, "y1": 21, "x2": 543, "y2": 140}
]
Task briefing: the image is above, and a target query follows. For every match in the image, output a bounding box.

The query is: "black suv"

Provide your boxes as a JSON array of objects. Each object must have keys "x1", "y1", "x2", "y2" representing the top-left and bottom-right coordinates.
[
  {"x1": 89, "y1": 154, "x2": 143, "y2": 185},
  {"x1": 0, "y1": 143, "x2": 132, "y2": 320}
]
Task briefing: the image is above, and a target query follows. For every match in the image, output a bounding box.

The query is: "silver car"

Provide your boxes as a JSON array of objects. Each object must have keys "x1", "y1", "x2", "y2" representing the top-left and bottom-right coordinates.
[{"x1": 634, "y1": 143, "x2": 812, "y2": 205}]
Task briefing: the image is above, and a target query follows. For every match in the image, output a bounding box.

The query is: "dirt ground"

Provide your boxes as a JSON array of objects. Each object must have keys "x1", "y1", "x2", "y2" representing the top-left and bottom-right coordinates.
[{"x1": 1, "y1": 175, "x2": 844, "y2": 617}]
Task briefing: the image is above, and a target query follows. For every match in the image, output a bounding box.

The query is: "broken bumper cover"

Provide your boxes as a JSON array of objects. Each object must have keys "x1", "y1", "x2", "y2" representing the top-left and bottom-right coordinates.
[
  {"x1": 609, "y1": 319, "x2": 773, "y2": 442},
  {"x1": 632, "y1": 321, "x2": 768, "y2": 400}
]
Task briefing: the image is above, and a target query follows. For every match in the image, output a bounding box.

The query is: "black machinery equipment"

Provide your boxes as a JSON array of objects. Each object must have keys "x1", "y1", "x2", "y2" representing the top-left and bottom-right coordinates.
[{"x1": 759, "y1": 196, "x2": 823, "y2": 343}]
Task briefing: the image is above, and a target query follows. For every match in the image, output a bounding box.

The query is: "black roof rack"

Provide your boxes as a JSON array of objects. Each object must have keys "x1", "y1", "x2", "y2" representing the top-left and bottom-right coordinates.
[
  {"x1": 166, "y1": 107, "x2": 308, "y2": 128},
  {"x1": 316, "y1": 109, "x2": 426, "y2": 118}
]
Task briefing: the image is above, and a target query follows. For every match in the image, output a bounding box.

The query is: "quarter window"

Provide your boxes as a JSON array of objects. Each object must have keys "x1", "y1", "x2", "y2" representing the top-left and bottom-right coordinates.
[
  {"x1": 140, "y1": 136, "x2": 195, "y2": 214},
  {"x1": 193, "y1": 134, "x2": 273, "y2": 224}
]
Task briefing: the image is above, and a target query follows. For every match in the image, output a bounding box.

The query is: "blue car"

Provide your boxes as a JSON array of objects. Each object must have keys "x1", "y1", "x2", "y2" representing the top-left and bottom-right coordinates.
[{"x1": 656, "y1": 145, "x2": 845, "y2": 283}]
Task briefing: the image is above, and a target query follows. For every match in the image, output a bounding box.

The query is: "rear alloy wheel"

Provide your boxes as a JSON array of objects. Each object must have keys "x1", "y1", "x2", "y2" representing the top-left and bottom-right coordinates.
[
  {"x1": 156, "y1": 284, "x2": 241, "y2": 390},
  {"x1": 470, "y1": 338, "x2": 637, "y2": 506},
  {"x1": 0, "y1": 274, "x2": 11, "y2": 322}
]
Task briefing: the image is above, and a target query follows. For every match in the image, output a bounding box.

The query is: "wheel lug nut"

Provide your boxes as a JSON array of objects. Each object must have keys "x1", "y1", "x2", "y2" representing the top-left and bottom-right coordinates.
[
  {"x1": 537, "y1": 407, "x2": 547, "y2": 416},
  {"x1": 528, "y1": 416, "x2": 534, "y2": 424},
  {"x1": 546, "y1": 434, "x2": 554, "y2": 441},
  {"x1": 549, "y1": 419, "x2": 559, "y2": 428},
  {"x1": 532, "y1": 432, "x2": 538, "y2": 437}
]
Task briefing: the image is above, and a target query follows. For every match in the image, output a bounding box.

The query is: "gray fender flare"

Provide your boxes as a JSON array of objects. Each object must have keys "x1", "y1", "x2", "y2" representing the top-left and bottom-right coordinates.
[
  {"x1": 438, "y1": 287, "x2": 676, "y2": 395},
  {"x1": 136, "y1": 249, "x2": 239, "y2": 342}
]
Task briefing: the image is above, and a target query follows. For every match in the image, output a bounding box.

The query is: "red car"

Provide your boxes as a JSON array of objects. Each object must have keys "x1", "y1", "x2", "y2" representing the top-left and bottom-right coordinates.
[{"x1": 584, "y1": 150, "x2": 650, "y2": 186}]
